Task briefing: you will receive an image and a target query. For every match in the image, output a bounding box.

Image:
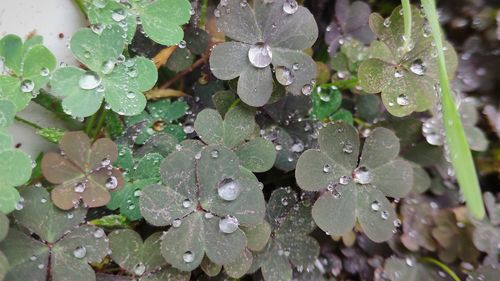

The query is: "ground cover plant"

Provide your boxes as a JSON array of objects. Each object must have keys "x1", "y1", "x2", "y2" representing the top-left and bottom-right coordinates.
[{"x1": 0, "y1": 0, "x2": 500, "y2": 280}]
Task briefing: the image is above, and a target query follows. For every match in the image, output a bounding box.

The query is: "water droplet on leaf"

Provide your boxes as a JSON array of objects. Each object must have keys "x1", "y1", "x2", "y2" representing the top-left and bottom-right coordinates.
[
  {"x1": 218, "y1": 178, "x2": 241, "y2": 201},
  {"x1": 219, "y1": 215, "x2": 239, "y2": 233},
  {"x1": 79, "y1": 71, "x2": 101, "y2": 90},
  {"x1": 248, "y1": 43, "x2": 272, "y2": 68},
  {"x1": 73, "y1": 246, "x2": 87, "y2": 259}
]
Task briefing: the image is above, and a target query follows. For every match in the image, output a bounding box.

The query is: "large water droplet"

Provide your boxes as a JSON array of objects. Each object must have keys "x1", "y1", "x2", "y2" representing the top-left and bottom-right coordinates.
[
  {"x1": 283, "y1": 0, "x2": 298, "y2": 15},
  {"x1": 248, "y1": 43, "x2": 272, "y2": 68},
  {"x1": 410, "y1": 59, "x2": 426, "y2": 76},
  {"x1": 133, "y1": 262, "x2": 146, "y2": 276},
  {"x1": 93, "y1": 228, "x2": 105, "y2": 238},
  {"x1": 218, "y1": 178, "x2": 241, "y2": 201},
  {"x1": 101, "y1": 60, "x2": 115, "y2": 74},
  {"x1": 353, "y1": 166, "x2": 371, "y2": 184},
  {"x1": 111, "y1": 9, "x2": 127, "y2": 22},
  {"x1": 275, "y1": 66, "x2": 295, "y2": 86},
  {"x1": 74, "y1": 182, "x2": 86, "y2": 193},
  {"x1": 105, "y1": 176, "x2": 118, "y2": 190},
  {"x1": 182, "y1": 199, "x2": 192, "y2": 208},
  {"x1": 79, "y1": 71, "x2": 101, "y2": 90},
  {"x1": 73, "y1": 246, "x2": 87, "y2": 259},
  {"x1": 183, "y1": 251, "x2": 194, "y2": 263},
  {"x1": 301, "y1": 84, "x2": 313, "y2": 96},
  {"x1": 371, "y1": 200, "x2": 381, "y2": 211},
  {"x1": 20, "y1": 80, "x2": 35, "y2": 93},
  {"x1": 219, "y1": 215, "x2": 239, "y2": 234}
]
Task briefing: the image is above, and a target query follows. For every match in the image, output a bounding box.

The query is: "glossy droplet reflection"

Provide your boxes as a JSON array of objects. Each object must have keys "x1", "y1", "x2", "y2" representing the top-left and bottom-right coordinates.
[
  {"x1": 79, "y1": 71, "x2": 101, "y2": 90},
  {"x1": 73, "y1": 246, "x2": 87, "y2": 259},
  {"x1": 353, "y1": 166, "x2": 371, "y2": 184},
  {"x1": 101, "y1": 60, "x2": 115, "y2": 74},
  {"x1": 410, "y1": 59, "x2": 426, "y2": 76},
  {"x1": 248, "y1": 43, "x2": 272, "y2": 68},
  {"x1": 275, "y1": 66, "x2": 295, "y2": 86},
  {"x1": 219, "y1": 215, "x2": 239, "y2": 233},
  {"x1": 20, "y1": 80, "x2": 35, "y2": 93},
  {"x1": 133, "y1": 262, "x2": 146, "y2": 276},
  {"x1": 283, "y1": 0, "x2": 299, "y2": 15},
  {"x1": 183, "y1": 251, "x2": 194, "y2": 263},
  {"x1": 396, "y1": 94, "x2": 410, "y2": 106},
  {"x1": 218, "y1": 178, "x2": 241, "y2": 201}
]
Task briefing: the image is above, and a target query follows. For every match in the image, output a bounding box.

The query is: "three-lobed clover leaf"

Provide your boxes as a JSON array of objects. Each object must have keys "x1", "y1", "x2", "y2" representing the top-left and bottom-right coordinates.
[
  {"x1": 358, "y1": 5, "x2": 458, "y2": 117},
  {"x1": 86, "y1": 0, "x2": 192, "y2": 46},
  {"x1": 125, "y1": 99, "x2": 188, "y2": 144},
  {"x1": 0, "y1": 187, "x2": 109, "y2": 281},
  {"x1": 0, "y1": 129, "x2": 32, "y2": 213},
  {"x1": 107, "y1": 229, "x2": 190, "y2": 280},
  {"x1": 107, "y1": 152, "x2": 163, "y2": 221},
  {"x1": 384, "y1": 257, "x2": 444, "y2": 281},
  {"x1": 41, "y1": 131, "x2": 124, "y2": 209},
  {"x1": 296, "y1": 122, "x2": 414, "y2": 242},
  {"x1": 50, "y1": 24, "x2": 157, "y2": 117},
  {"x1": 209, "y1": 0, "x2": 318, "y2": 107},
  {"x1": 311, "y1": 85, "x2": 353, "y2": 124},
  {"x1": 0, "y1": 35, "x2": 56, "y2": 111},
  {"x1": 251, "y1": 187, "x2": 319, "y2": 281},
  {"x1": 325, "y1": 0, "x2": 375, "y2": 56},
  {"x1": 139, "y1": 140, "x2": 266, "y2": 271},
  {"x1": 194, "y1": 105, "x2": 277, "y2": 173}
]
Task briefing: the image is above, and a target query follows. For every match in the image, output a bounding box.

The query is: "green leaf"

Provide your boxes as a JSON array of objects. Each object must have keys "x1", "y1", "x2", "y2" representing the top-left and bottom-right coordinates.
[
  {"x1": 0, "y1": 100, "x2": 15, "y2": 128},
  {"x1": 0, "y1": 149, "x2": 32, "y2": 213},
  {"x1": 235, "y1": 138, "x2": 276, "y2": 173},
  {"x1": 311, "y1": 86, "x2": 342, "y2": 120},
  {"x1": 37, "y1": 127, "x2": 65, "y2": 144},
  {"x1": 384, "y1": 257, "x2": 444, "y2": 281}
]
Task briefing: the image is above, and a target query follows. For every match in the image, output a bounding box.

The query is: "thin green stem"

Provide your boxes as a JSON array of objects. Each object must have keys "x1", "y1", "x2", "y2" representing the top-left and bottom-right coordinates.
[
  {"x1": 421, "y1": 0, "x2": 485, "y2": 219},
  {"x1": 92, "y1": 109, "x2": 108, "y2": 140},
  {"x1": 199, "y1": 0, "x2": 209, "y2": 27},
  {"x1": 401, "y1": 0, "x2": 412, "y2": 51},
  {"x1": 418, "y1": 257, "x2": 461, "y2": 281},
  {"x1": 85, "y1": 114, "x2": 98, "y2": 135},
  {"x1": 15, "y1": 116, "x2": 43, "y2": 130},
  {"x1": 73, "y1": 0, "x2": 87, "y2": 17}
]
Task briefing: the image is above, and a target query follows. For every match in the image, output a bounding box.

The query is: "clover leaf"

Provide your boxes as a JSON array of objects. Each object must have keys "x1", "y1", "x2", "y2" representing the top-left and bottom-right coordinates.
[
  {"x1": 358, "y1": 5, "x2": 458, "y2": 117},
  {"x1": 50, "y1": 25, "x2": 157, "y2": 118},
  {"x1": 0, "y1": 131, "x2": 32, "y2": 214},
  {"x1": 166, "y1": 28, "x2": 210, "y2": 72},
  {"x1": 296, "y1": 122, "x2": 414, "y2": 242},
  {"x1": 0, "y1": 100, "x2": 15, "y2": 128},
  {"x1": 209, "y1": 0, "x2": 318, "y2": 107},
  {"x1": 468, "y1": 265, "x2": 500, "y2": 281},
  {"x1": 251, "y1": 187, "x2": 319, "y2": 281},
  {"x1": 0, "y1": 34, "x2": 56, "y2": 111},
  {"x1": 0, "y1": 213, "x2": 8, "y2": 280},
  {"x1": 311, "y1": 85, "x2": 353, "y2": 124},
  {"x1": 108, "y1": 229, "x2": 190, "y2": 280},
  {"x1": 423, "y1": 99, "x2": 488, "y2": 152},
  {"x1": 400, "y1": 194, "x2": 438, "y2": 252},
  {"x1": 107, "y1": 153, "x2": 163, "y2": 221},
  {"x1": 41, "y1": 131, "x2": 124, "y2": 209},
  {"x1": 125, "y1": 99, "x2": 188, "y2": 144},
  {"x1": 86, "y1": 0, "x2": 192, "y2": 46},
  {"x1": 0, "y1": 187, "x2": 109, "y2": 281},
  {"x1": 194, "y1": 105, "x2": 277, "y2": 173},
  {"x1": 325, "y1": 0, "x2": 375, "y2": 56},
  {"x1": 139, "y1": 141, "x2": 266, "y2": 271},
  {"x1": 472, "y1": 192, "x2": 500, "y2": 265},
  {"x1": 384, "y1": 257, "x2": 443, "y2": 281}
]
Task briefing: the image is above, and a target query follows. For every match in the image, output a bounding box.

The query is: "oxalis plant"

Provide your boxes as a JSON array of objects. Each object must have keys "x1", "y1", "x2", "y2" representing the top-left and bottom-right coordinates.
[{"x1": 0, "y1": 0, "x2": 498, "y2": 280}]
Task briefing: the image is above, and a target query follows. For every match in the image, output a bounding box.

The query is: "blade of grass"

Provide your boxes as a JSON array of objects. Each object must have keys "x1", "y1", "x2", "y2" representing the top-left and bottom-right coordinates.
[
  {"x1": 418, "y1": 257, "x2": 461, "y2": 281},
  {"x1": 421, "y1": 0, "x2": 485, "y2": 219}
]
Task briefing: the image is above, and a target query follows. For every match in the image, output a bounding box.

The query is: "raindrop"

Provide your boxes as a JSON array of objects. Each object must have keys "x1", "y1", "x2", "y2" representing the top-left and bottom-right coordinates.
[
  {"x1": 214, "y1": 8, "x2": 221, "y2": 17},
  {"x1": 219, "y1": 215, "x2": 239, "y2": 233},
  {"x1": 133, "y1": 190, "x2": 142, "y2": 197},
  {"x1": 291, "y1": 142, "x2": 304, "y2": 153},
  {"x1": 292, "y1": 63, "x2": 299, "y2": 71},
  {"x1": 396, "y1": 94, "x2": 410, "y2": 106},
  {"x1": 182, "y1": 199, "x2": 192, "y2": 208},
  {"x1": 133, "y1": 263, "x2": 146, "y2": 276},
  {"x1": 248, "y1": 43, "x2": 272, "y2": 68},
  {"x1": 178, "y1": 40, "x2": 187, "y2": 49},
  {"x1": 353, "y1": 166, "x2": 371, "y2": 184},
  {"x1": 210, "y1": 149, "x2": 219, "y2": 159},
  {"x1": 111, "y1": 9, "x2": 127, "y2": 22},
  {"x1": 405, "y1": 257, "x2": 414, "y2": 267},
  {"x1": 30, "y1": 255, "x2": 37, "y2": 261},
  {"x1": 20, "y1": 80, "x2": 35, "y2": 93},
  {"x1": 105, "y1": 176, "x2": 118, "y2": 190},
  {"x1": 38, "y1": 264, "x2": 44, "y2": 269},
  {"x1": 240, "y1": 0, "x2": 248, "y2": 7},
  {"x1": 172, "y1": 219, "x2": 182, "y2": 228},
  {"x1": 371, "y1": 200, "x2": 381, "y2": 211},
  {"x1": 394, "y1": 69, "x2": 404, "y2": 78},
  {"x1": 218, "y1": 178, "x2": 241, "y2": 201},
  {"x1": 381, "y1": 210, "x2": 389, "y2": 220},
  {"x1": 283, "y1": 0, "x2": 298, "y2": 15},
  {"x1": 126, "y1": 92, "x2": 135, "y2": 99},
  {"x1": 275, "y1": 66, "x2": 295, "y2": 86},
  {"x1": 73, "y1": 246, "x2": 87, "y2": 259},
  {"x1": 79, "y1": 71, "x2": 101, "y2": 90},
  {"x1": 74, "y1": 182, "x2": 86, "y2": 193},
  {"x1": 183, "y1": 251, "x2": 194, "y2": 263},
  {"x1": 342, "y1": 142, "x2": 353, "y2": 154},
  {"x1": 281, "y1": 197, "x2": 288, "y2": 206},
  {"x1": 323, "y1": 164, "x2": 332, "y2": 173},
  {"x1": 410, "y1": 59, "x2": 426, "y2": 76},
  {"x1": 40, "y1": 67, "x2": 50, "y2": 77},
  {"x1": 204, "y1": 212, "x2": 214, "y2": 219},
  {"x1": 183, "y1": 125, "x2": 194, "y2": 134},
  {"x1": 301, "y1": 84, "x2": 313, "y2": 96},
  {"x1": 91, "y1": 23, "x2": 105, "y2": 35},
  {"x1": 383, "y1": 18, "x2": 391, "y2": 27},
  {"x1": 93, "y1": 0, "x2": 106, "y2": 8},
  {"x1": 339, "y1": 175, "x2": 351, "y2": 185},
  {"x1": 101, "y1": 60, "x2": 115, "y2": 74},
  {"x1": 275, "y1": 144, "x2": 283, "y2": 151},
  {"x1": 101, "y1": 158, "x2": 111, "y2": 166},
  {"x1": 93, "y1": 228, "x2": 105, "y2": 238}
]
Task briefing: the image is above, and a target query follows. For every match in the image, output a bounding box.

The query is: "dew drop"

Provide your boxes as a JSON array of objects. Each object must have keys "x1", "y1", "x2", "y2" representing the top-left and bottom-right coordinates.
[
  {"x1": 74, "y1": 182, "x2": 86, "y2": 193},
  {"x1": 283, "y1": 0, "x2": 298, "y2": 15},
  {"x1": 394, "y1": 69, "x2": 404, "y2": 78},
  {"x1": 182, "y1": 199, "x2": 192, "y2": 208},
  {"x1": 301, "y1": 84, "x2": 313, "y2": 96},
  {"x1": 93, "y1": 228, "x2": 105, "y2": 238},
  {"x1": 20, "y1": 80, "x2": 35, "y2": 93},
  {"x1": 219, "y1": 215, "x2": 239, "y2": 233},
  {"x1": 371, "y1": 200, "x2": 381, "y2": 211},
  {"x1": 73, "y1": 246, "x2": 87, "y2": 259},
  {"x1": 339, "y1": 175, "x2": 351, "y2": 185},
  {"x1": 275, "y1": 66, "x2": 295, "y2": 86},
  {"x1": 218, "y1": 178, "x2": 241, "y2": 201},
  {"x1": 40, "y1": 67, "x2": 50, "y2": 77},
  {"x1": 183, "y1": 251, "x2": 194, "y2": 263},
  {"x1": 101, "y1": 157, "x2": 111, "y2": 166},
  {"x1": 291, "y1": 142, "x2": 304, "y2": 153},
  {"x1": 133, "y1": 262, "x2": 146, "y2": 276},
  {"x1": 248, "y1": 43, "x2": 272, "y2": 68},
  {"x1": 381, "y1": 210, "x2": 389, "y2": 220},
  {"x1": 178, "y1": 40, "x2": 187, "y2": 49},
  {"x1": 292, "y1": 63, "x2": 300, "y2": 71},
  {"x1": 396, "y1": 94, "x2": 410, "y2": 106},
  {"x1": 79, "y1": 71, "x2": 101, "y2": 90},
  {"x1": 210, "y1": 149, "x2": 219, "y2": 159},
  {"x1": 342, "y1": 142, "x2": 353, "y2": 154},
  {"x1": 111, "y1": 9, "x2": 127, "y2": 22},
  {"x1": 353, "y1": 166, "x2": 371, "y2": 184},
  {"x1": 92, "y1": 0, "x2": 106, "y2": 8},
  {"x1": 105, "y1": 176, "x2": 118, "y2": 190},
  {"x1": 323, "y1": 164, "x2": 332, "y2": 173},
  {"x1": 172, "y1": 218, "x2": 182, "y2": 228},
  {"x1": 91, "y1": 23, "x2": 105, "y2": 35},
  {"x1": 126, "y1": 92, "x2": 136, "y2": 99},
  {"x1": 101, "y1": 60, "x2": 115, "y2": 74},
  {"x1": 410, "y1": 59, "x2": 426, "y2": 76}
]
